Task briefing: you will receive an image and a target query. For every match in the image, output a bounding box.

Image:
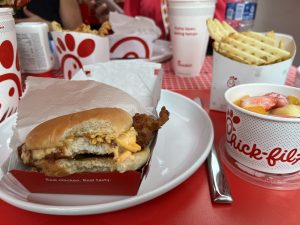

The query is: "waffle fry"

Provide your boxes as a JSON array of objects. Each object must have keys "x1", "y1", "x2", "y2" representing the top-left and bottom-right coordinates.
[
  {"x1": 229, "y1": 32, "x2": 290, "y2": 63},
  {"x1": 279, "y1": 40, "x2": 285, "y2": 49},
  {"x1": 206, "y1": 18, "x2": 236, "y2": 42},
  {"x1": 241, "y1": 31, "x2": 276, "y2": 47},
  {"x1": 206, "y1": 18, "x2": 292, "y2": 65},
  {"x1": 221, "y1": 34, "x2": 278, "y2": 65},
  {"x1": 265, "y1": 31, "x2": 275, "y2": 41},
  {"x1": 216, "y1": 41, "x2": 266, "y2": 65}
]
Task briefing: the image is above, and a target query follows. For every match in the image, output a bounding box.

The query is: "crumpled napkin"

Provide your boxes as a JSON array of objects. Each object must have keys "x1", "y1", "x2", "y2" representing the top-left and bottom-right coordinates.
[{"x1": 109, "y1": 12, "x2": 161, "y2": 39}]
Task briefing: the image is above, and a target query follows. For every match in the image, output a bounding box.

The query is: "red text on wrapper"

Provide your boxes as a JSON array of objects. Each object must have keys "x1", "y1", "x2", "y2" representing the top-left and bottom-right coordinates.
[{"x1": 226, "y1": 109, "x2": 300, "y2": 167}]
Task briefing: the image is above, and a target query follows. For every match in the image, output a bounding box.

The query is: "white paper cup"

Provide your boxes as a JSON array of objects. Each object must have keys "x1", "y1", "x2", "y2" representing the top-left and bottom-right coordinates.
[
  {"x1": 225, "y1": 83, "x2": 300, "y2": 174},
  {"x1": 0, "y1": 8, "x2": 22, "y2": 123},
  {"x1": 210, "y1": 33, "x2": 296, "y2": 112},
  {"x1": 51, "y1": 31, "x2": 109, "y2": 79},
  {"x1": 16, "y1": 22, "x2": 54, "y2": 74},
  {"x1": 168, "y1": 0, "x2": 216, "y2": 77}
]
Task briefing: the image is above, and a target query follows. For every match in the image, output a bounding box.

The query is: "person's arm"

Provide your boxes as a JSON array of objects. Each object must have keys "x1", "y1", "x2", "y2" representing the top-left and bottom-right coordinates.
[
  {"x1": 123, "y1": 0, "x2": 140, "y2": 17},
  {"x1": 59, "y1": 0, "x2": 83, "y2": 30}
]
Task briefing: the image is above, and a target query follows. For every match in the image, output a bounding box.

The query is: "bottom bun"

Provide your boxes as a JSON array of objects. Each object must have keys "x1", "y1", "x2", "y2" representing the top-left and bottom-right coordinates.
[{"x1": 34, "y1": 148, "x2": 150, "y2": 177}]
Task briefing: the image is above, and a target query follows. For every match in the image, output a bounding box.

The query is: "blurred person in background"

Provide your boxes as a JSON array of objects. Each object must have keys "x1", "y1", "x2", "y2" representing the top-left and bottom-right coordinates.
[
  {"x1": 0, "y1": 0, "x2": 31, "y2": 8},
  {"x1": 124, "y1": 0, "x2": 167, "y2": 39},
  {"x1": 78, "y1": 0, "x2": 109, "y2": 29},
  {"x1": 78, "y1": 0, "x2": 124, "y2": 29},
  {"x1": 124, "y1": 0, "x2": 226, "y2": 40},
  {"x1": 14, "y1": 0, "x2": 83, "y2": 30}
]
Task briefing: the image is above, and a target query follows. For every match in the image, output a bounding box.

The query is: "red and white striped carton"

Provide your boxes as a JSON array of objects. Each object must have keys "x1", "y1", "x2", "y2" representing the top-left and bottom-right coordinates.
[
  {"x1": 109, "y1": 12, "x2": 161, "y2": 60},
  {"x1": 225, "y1": 83, "x2": 300, "y2": 174},
  {"x1": 0, "y1": 8, "x2": 22, "y2": 124},
  {"x1": 210, "y1": 33, "x2": 296, "y2": 112},
  {"x1": 51, "y1": 31, "x2": 109, "y2": 80}
]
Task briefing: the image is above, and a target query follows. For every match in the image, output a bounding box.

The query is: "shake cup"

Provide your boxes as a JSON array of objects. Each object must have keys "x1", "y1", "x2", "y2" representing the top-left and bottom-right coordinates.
[{"x1": 168, "y1": 0, "x2": 216, "y2": 77}]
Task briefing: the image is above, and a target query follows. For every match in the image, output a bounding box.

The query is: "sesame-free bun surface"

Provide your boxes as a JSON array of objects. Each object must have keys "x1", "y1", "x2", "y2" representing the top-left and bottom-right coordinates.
[{"x1": 25, "y1": 108, "x2": 132, "y2": 150}]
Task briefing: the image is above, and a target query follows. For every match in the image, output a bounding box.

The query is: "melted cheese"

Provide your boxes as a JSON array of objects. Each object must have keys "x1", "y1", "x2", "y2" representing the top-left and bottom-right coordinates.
[
  {"x1": 115, "y1": 127, "x2": 141, "y2": 152},
  {"x1": 88, "y1": 127, "x2": 141, "y2": 163},
  {"x1": 116, "y1": 151, "x2": 133, "y2": 163}
]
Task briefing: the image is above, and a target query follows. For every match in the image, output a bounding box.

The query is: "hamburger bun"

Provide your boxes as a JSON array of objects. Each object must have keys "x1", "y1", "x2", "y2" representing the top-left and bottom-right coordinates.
[
  {"x1": 19, "y1": 108, "x2": 151, "y2": 177},
  {"x1": 25, "y1": 108, "x2": 133, "y2": 150},
  {"x1": 34, "y1": 147, "x2": 150, "y2": 177}
]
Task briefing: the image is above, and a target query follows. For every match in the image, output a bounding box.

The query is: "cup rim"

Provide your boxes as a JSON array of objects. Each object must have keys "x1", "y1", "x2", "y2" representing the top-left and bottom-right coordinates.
[{"x1": 224, "y1": 83, "x2": 300, "y2": 122}]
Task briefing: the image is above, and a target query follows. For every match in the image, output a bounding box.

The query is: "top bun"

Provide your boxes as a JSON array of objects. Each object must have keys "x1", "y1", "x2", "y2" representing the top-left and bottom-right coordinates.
[{"x1": 25, "y1": 108, "x2": 133, "y2": 150}]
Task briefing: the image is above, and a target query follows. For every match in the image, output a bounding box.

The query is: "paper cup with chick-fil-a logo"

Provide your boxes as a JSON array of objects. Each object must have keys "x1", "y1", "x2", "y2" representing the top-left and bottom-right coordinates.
[
  {"x1": 0, "y1": 8, "x2": 22, "y2": 124},
  {"x1": 225, "y1": 83, "x2": 300, "y2": 174},
  {"x1": 168, "y1": 0, "x2": 216, "y2": 77},
  {"x1": 51, "y1": 31, "x2": 109, "y2": 80}
]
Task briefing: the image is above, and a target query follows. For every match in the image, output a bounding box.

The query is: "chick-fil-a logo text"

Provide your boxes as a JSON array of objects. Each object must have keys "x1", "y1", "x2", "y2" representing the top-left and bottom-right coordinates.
[{"x1": 226, "y1": 109, "x2": 300, "y2": 167}]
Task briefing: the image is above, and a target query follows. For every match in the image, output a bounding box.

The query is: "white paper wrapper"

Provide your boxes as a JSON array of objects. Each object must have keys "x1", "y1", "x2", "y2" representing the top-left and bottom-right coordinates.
[
  {"x1": 110, "y1": 12, "x2": 161, "y2": 38},
  {"x1": 8, "y1": 60, "x2": 162, "y2": 171},
  {"x1": 72, "y1": 60, "x2": 162, "y2": 112},
  {"x1": 109, "y1": 12, "x2": 161, "y2": 59}
]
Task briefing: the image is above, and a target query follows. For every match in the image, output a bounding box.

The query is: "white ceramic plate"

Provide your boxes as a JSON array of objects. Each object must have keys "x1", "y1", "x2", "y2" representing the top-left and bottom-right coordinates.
[
  {"x1": 150, "y1": 40, "x2": 172, "y2": 63},
  {"x1": 0, "y1": 90, "x2": 213, "y2": 215}
]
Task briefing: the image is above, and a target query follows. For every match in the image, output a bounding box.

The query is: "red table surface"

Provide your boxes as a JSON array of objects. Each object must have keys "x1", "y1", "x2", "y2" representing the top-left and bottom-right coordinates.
[
  {"x1": 22, "y1": 56, "x2": 298, "y2": 91},
  {"x1": 1, "y1": 89, "x2": 300, "y2": 225}
]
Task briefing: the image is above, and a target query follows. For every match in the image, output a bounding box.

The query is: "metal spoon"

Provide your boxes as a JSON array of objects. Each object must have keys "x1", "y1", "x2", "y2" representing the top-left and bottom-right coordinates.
[{"x1": 194, "y1": 97, "x2": 233, "y2": 203}]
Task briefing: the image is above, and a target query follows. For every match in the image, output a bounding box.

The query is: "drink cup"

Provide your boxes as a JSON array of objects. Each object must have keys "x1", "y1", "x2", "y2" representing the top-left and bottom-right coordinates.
[
  {"x1": 16, "y1": 22, "x2": 54, "y2": 74},
  {"x1": 0, "y1": 8, "x2": 22, "y2": 123},
  {"x1": 168, "y1": 0, "x2": 216, "y2": 77}
]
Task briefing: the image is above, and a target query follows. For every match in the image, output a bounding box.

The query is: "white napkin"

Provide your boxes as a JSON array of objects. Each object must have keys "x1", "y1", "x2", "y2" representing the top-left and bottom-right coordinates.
[
  {"x1": 109, "y1": 12, "x2": 161, "y2": 39},
  {"x1": 72, "y1": 60, "x2": 162, "y2": 111}
]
